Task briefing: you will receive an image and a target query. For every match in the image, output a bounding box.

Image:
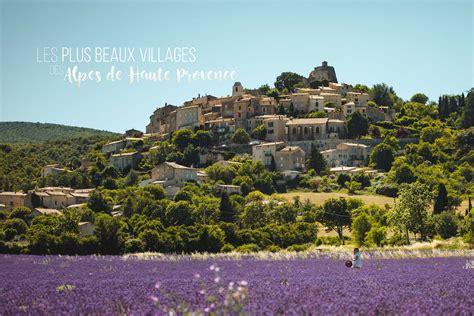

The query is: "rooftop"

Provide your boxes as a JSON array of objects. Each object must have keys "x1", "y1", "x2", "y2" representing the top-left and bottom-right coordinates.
[{"x1": 286, "y1": 118, "x2": 328, "y2": 125}]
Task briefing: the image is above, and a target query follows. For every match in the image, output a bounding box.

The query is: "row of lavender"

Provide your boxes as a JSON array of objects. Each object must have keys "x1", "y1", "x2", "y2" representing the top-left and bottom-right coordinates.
[{"x1": 0, "y1": 254, "x2": 472, "y2": 315}]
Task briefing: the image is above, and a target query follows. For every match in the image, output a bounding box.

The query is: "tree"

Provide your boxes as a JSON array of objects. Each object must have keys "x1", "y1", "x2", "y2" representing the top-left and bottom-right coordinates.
[
  {"x1": 346, "y1": 181, "x2": 362, "y2": 194},
  {"x1": 87, "y1": 190, "x2": 113, "y2": 213},
  {"x1": 231, "y1": 128, "x2": 250, "y2": 144},
  {"x1": 368, "y1": 125, "x2": 381, "y2": 138},
  {"x1": 192, "y1": 130, "x2": 213, "y2": 148},
  {"x1": 389, "y1": 182, "x2": 434, "y2": 243},
  {"x1": 240, "y1": 200, "x2": 269, "y2": 229},
  {"x1": 307, "y1": 111, "x2": 327, "y2": 118},
  {"x1": 410, "y1": 93, "x2": 429, "y2": 105},
  {"x1": 251, "y1": 124, "x2": 267, "y2": 141},
  {"x1": 370, "y1": 143, "x2": 395, "y2": 171},
  {"x1": 461, "y1": 88, "x2": 474, "y2": 128},
  {"x1": 433, "y1": 183, "x2": 449, "y2": 214},
  {"x1": 352, "y1": 84, "x2": 369, "y2": 93},
  {"x1": 370, "y1": 83, "x2": 397, "y2": 107},
  {"x1": 165, "y1": 201, "x2": 194, "y2": 226},
  {"x1": 172, "y1": 129, "x2": 193, "y2": 150},
  {"x1": 274, "y1": 72, "x2": 306, "y2": 92},
  {"x1": 337, "y1": 173, "x2": 351, "y2": 188},
  {"x1": 94, "y1": 213, "x2": 124, "y2": 254},
  {"x1": 365, "y1": 226, "x2": 387, "y2": 246},
  {"x1": 433, "y1": 211, "x2": 459, "y2": 239},
  {"x1": 351, "y1": 213, "x2": 372, "y2": 246},
  {"x1": 219, "y1": 192, "x2": 236, "y2": 223},
  {"x1": 318, "y1": 198, "x2": 352, "y2": 244},
  {"x1": 197, "y1": 225, "x2": 225, "y2": 253},
  {"x1": 9, "y1": 207, "x2": 31, "y2": 221},
  {"x1": 347, "y1": 112, "x2": 369, "y2": 139},
  {"x1": 307, "y1": 144, "x2": 327, "y2": 175},
  {"x1": 267, "y1": 88, "x2": 280, "y2": 101},
  {"x1": 258, "y1": 84, "x2": 270, "y2": 95},
  {"x1": 393, "y1": 163, "x2": 416, "y2": 184}
]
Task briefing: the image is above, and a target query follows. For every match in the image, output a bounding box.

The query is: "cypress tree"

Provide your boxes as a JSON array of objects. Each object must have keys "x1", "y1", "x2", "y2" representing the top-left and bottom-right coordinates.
[{"x1": 433, "y1": 183, "x2": 448, "y2": 214}]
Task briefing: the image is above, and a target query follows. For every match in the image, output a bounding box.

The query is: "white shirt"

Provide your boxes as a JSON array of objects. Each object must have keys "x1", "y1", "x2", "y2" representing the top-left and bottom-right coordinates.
[{"x1": 353, "y1": 252, "x2": 362, "y2": 268}]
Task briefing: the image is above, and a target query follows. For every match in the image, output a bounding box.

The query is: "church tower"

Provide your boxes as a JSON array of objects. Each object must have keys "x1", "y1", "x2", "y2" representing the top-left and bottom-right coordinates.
[{"x1": 232, "y1": 82, "x2": 244, "y2": 97}]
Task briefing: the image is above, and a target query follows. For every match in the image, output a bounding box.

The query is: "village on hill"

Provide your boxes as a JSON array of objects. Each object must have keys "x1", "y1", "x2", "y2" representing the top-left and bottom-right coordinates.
[
  {"x1": 0, "y1": 61, "x2": 398, "y2": 210},
  {"x1": 0, "y1": 61, "x2": 471, "y2": 251}
]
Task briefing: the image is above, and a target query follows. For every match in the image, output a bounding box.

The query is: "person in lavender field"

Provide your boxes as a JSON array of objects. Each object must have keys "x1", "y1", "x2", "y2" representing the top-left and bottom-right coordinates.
[{"x1": 352, "y1": 248, "x2": 362, "y2": 269}]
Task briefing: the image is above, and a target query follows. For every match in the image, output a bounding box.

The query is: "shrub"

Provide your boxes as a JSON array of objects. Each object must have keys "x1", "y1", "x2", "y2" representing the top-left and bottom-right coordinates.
[
  {"x1": 235, "y1": 243, "x2": 260, "y2": 253},
  {"x1": 318, "y1": 236, "x2": 342, "y2": 246},
  {"x1": 351, "y1": 213, "x2": 372, "y2": 246},
  {"x1": 337, "y1": 173, "x2": 351, "y2": 188},
  {"x1": 125, "y1": 238, "x2": 145, "y2": 253},
  {"x1": 220, "y1": 243, "x2": 235, "y2": 253},
  {"x1": 433, "y1": 212, "x2": 459, "y2": 239},
  {"x1": 266, "y1": 245, "x2": 281, "y2": 252},
  {"x1": 365, "y1": 226, "x2": 387, "y2": 247},
  {"x1": 286, "y1": 244, "x2": 310, "y2": 252},
  {"x1": 388, "y1": 232, "x2": 409, "y2": 246},
  {"x1": 376, "y1": 184, "x2": 398, "y2": 197},
  {"x1": 352, "y1": 173, "x2": 371, "y2": 188}
]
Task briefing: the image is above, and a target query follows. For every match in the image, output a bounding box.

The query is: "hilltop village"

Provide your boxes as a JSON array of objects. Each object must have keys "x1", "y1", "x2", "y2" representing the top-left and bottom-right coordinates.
[
  {"x1": 0, "y1": 61, "x2": 472, "y2": 254},
  {"x1": 0, "y1": 62, "x2": 414, "y2": 211}
]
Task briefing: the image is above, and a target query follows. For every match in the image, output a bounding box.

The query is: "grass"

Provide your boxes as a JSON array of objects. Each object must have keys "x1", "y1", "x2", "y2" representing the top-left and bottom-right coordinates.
[
  {"x1": 279, "y1": 191, "x2": 470, "y2": 214},
  {"x1": 279, "y1": 191, "x2": 395, "y2": 208}
]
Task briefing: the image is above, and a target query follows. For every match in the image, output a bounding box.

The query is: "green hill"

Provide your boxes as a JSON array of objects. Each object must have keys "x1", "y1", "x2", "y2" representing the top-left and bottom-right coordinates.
[{"x1": 0, "y1": 122, "x2": 120, "y2": 144}]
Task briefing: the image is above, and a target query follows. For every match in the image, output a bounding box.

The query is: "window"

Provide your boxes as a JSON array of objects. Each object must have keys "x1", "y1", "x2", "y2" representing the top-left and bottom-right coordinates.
[
  {"x1": 316, "y1": 127, "x2": 320, "y2": 134},
  {"x1": 268, "y1": 122, "x2": 274, "y2": 127},
  {"x1": 293, "y1": 127, "x2": 297, "y2": 134}
]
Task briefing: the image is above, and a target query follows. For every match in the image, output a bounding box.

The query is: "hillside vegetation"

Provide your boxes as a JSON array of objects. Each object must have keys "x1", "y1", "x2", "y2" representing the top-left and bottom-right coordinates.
[{"x1": 0, "y1": 122, "x2": 119, "y2": 144}]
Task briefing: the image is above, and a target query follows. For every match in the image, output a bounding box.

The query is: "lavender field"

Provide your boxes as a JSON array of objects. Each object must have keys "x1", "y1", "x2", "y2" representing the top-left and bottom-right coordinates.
[{"x1": 0, "y1": 253, "x2": 473, "y2": 315}]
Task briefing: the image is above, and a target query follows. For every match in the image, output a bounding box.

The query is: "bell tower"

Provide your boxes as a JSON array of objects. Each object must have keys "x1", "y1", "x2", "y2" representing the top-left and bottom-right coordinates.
[{"x1": 232, "y1": 82, "x2": 244, "y2": 97}]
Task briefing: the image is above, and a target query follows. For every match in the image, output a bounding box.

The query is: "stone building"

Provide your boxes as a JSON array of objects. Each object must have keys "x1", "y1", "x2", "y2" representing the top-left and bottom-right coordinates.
[
  {"x1": 146, "y1": 104, "x2": 178, "y2": 134},
  {"x1": 0, "y1": 192, "x2": 31, "y2": 210},
  {"x1": 252, "y1": 142, "x2": 305, "y2": 171},
  {"x1": 110, "y1": 151, "x2": 142, "y2": 171},
  {"x1": 151, "y1": 162, "x2": 207, "y2": 187},
  {"x1": 308, "y1": 61, "x2": 338, "y2": 83},
  {"x1": 321, "y1": 142, "x2": 371, "y2": 167},
  {"x1": 286, "y1": 118, "x2": 329, "y2": 141},
  {"x1": 176, "y1": 105, "x2": 202, "y2": 130}
]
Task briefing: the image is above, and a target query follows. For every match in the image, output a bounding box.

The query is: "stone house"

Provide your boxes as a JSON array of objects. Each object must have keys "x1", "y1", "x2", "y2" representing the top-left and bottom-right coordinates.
[
  {"x1": 0, "y1": 192, "x2": 31, "y2": 211},
  {"x1": 262, "y1": 115, "x2": 289, "y2": 142},
  {"x1": 345, "y1": 92, "x2": 370, "y2": 107},
  {"x1": 321, "y1": 142, "x2": 371, "y2": 167},
  {"x1": 41, "y1": 164, "x2": 69, "y2": 177},
  {"x1": 101, "y1": 139, "x2": 127, "y2": 154},
  {"x1": 30, "y1": 208, "x2": 62, "y2": 218},
  {"x1": 146, "y1": 104, "x2": 179, "y2": 134},
  {"x1": 289, "y1": 93, "x2": 310, "y2": 113},
  {"x1": 252, "y1": 142, "x2": 305, "y2": 171},
  {"x1": 151, "y1": 162, "x2": 206, "y2": 187},
  {"x1": 286, "y1": 118, "x2": 329, "y2": 141},
  {"x1": 78, "y1": 221, "x2": 95, "y2": 237},
  {"x1": 275, "y1": 146, "x2": 306, "y2": 171},
  {"x1": 176, "y1": 105, "x2": 202, "y2": 130},
  {"x1": 308, "y1": 95, "x2": 325, "y2": 112},
  {"x1": 254, "y1": 97, "x2": 276, "y2": 116},
  {"x1": 110, "y1": 151, "x2": 142, "y2": 171},
  {"x1": 320, "y1": 93, "x2": 342, "y2": 108},
  {"x1": 216, "y1": 184, "x2": 241, "y2": 196}
]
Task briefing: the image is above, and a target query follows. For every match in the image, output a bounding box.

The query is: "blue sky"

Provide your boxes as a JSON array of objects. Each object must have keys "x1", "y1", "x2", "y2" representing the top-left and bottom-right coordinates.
[{"x1": 1, "y1": 0, "x2": 472, "y2": 133}]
